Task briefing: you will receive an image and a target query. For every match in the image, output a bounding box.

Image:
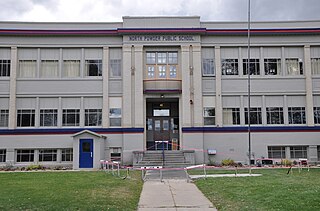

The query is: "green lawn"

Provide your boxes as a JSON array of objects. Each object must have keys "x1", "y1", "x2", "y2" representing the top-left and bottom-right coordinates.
[
  {"x1": 195, "y1": 168, "x2": 320, "y2": 211},
  {"x1": 0, "y1": 170, "x2": 143, "y2": 211}
]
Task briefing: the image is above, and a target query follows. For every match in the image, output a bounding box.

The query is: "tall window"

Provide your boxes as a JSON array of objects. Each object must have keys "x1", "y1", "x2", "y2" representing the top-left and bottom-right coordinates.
[
  {"x1": 0, "y1": 60, "x2": 10, "y2": 77},
  {"x1": 62, "y1": 149, "x2": 73, "y2": 162},
  {"x1": 40, "y1": 109, "x2": 58, "y2": 127},
  {"x1": 243, "y1": 59, "x2": 260, "y2": 75},
  {"x1": 17, "y1": 109, "x2": 35, "y2": 127},
  {"x1": 85, "y1": 109, "x2": 102, "y2": 126},
  {"x1": 62, "y1": 109, "x2": 80, "y2": 126},
  {"x1": 16, "y1": 149, "x2": 34, "y2": 162},
  {"x1": 40, "y1": 60, "x2": 58, "y2": 78},
  {"x1": 63, "y1": 60, "x2": 80, "y2": 77},
  {"x1": 290, "y1": 146, "x2": 307, "y2": 159},
  {"x1": 85, "y1": 60, "x2": 102, "y2": 76},
  {"x1": 19, "y1": 60, "x2": 37, "y2": 78},
  {"x1": 145, "y1": 52, "x2": 178, "y2": 79},
  {"x1": 311, "y1": 58, "x2": 320, "y2": 75},
  {"x1": 39, "y1": 149, "x2": 57, "y2": 162},
  {"x1": 0, "y1": 109, "x2": 9, "y2": 127},
  {"x1": 266, "y1": 107, "x2": 284, "y2": 124},
  {"x1": 203, "y1": 107, "x2": 215, "y2": 126},
  {"x1": 221, "y1": 59, "x2": 238, "y2": 75},
  {"x1": 109, "y1": 108, "x2": 121, "y2": 127},
  {"x1": 314, "y1": 107, "x2": 320, "y2": 124},
  {"x1": 245, "y1": 108, "x2": 262, "y2": 125},
  {"x1": 223, "y1": 108, "x2": 240, "y2": 125},
  {"x1": 285, "y1": 58, "x2": 303, "y2": 75},
  {"x1": 202, "y1": 59, "x2": 214, "y2": 76},
  {"x1": 0, "y1": 149, "x2": 6, "y2": 162},
  {"x1": 264, "y1": 59, "x2": 281, "y2": 75},
  {"x1": 268, "y1": 146, "x2": 286, "y2": 159},
  {"x1": 288, "y1": 107, "x2": 306, "y2": 124}
]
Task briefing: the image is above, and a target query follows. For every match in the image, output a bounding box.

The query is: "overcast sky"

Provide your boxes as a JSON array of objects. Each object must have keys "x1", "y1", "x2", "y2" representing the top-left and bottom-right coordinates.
[{"x1": 2, "y1": 0, "x2": 320, "y2": 22}]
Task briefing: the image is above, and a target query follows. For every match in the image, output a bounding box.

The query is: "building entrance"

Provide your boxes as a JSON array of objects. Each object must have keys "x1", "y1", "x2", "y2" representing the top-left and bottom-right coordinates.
[{"x1": 146, "y1": 99, "x2": 179, "y2": 150}]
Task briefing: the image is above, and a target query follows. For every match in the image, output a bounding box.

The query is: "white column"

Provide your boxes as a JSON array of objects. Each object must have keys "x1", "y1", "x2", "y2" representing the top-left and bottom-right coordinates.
[
  {"x1": 122, "y1": 45, "x2": 132, "y2": 127},
  {"x1": 102, "y1": 47, "x2": 109, "y2": 128},
  {"x1": 192, "y1": 45, "x2": 203, "y2": 127},
  {"x1": 215, "y1": 46, "x2": 223, "y2": 127},
  {"x1": 35, "y1": 97, "x2": 40, "y2": 128},
  {"x1": 9, "y1": 47, "x2": 17, "y2": 129},
  {"x1": 181, "y1": 45, "x2": 191, "y2": 127},
  {"x1": 80, "y1": 97, "x2": 84, "y2": 127},
  {"x1": 304, "y1": 45, "x2": 314, "y2": 126},
  {"x1": 134, "y1": 45, "x2": 144, "y2": 127}
]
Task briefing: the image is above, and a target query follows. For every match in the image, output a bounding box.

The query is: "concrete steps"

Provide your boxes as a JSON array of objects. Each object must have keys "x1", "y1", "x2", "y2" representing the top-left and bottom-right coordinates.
[{"x1": 134, "y1": 151, "x2": 192, "y2": 168}]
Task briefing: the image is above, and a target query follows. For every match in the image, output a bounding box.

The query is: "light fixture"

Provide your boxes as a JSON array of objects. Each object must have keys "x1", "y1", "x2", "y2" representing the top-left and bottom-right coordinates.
[{"x1": 160, "y1": 94, "x2": 164, "y2": 98}]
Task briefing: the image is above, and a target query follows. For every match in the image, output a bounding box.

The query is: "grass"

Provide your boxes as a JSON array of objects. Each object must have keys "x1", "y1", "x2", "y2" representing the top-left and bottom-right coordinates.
[
  {"x1": 194, "y1": 168, "x2": 320, "y2": 211},
  {"x1": 0, "y1": 170, "x2": 143, "y2": 211}
]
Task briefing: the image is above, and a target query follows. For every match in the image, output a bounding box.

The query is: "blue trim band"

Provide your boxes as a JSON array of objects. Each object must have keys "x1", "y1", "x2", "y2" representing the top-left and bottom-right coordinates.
[
  {"x1": 0, "y1": 128, "x2": 144, "y2": 135},
  {"x1": 182, "y1": 126, "x2": 320, "y2": 133}
]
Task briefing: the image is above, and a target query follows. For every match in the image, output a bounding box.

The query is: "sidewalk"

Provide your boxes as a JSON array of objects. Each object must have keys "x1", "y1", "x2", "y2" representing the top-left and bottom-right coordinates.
[{"x1": 138, "y1": 179, "x2": 217, "y2": 211}]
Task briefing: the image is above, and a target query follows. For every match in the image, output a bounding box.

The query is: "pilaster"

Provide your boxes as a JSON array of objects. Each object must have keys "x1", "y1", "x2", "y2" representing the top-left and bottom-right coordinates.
[
  {"x1": 215, "y1": 46, "x2": 223, "y2": 127},
  {"x1": 192, "y1": 45, "x2": 202, "y2": 127},
  {"x1": 181, "y1": 45, "x2": 191, "y2": 127},
  {"x1": 8, "y1": 47, "x2": 17, "y2": 129},
  {"x1": 134, "y1": 45, "x2": 144, "y2": 127},
  {"x1": 304, "y1": 45, "x2": 314, "y2": 126},
  {"x1": 122, "y1": 45, "x2": 132, "y2": 127},
  {"x1": 102, "y1": 47, "x2": 109, "y2": 128}
]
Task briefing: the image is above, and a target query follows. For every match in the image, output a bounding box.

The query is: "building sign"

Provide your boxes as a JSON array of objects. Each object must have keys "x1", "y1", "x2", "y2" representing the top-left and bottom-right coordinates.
[{"x1": 128, "y1": 35, "x2": 195, "y2": 42}]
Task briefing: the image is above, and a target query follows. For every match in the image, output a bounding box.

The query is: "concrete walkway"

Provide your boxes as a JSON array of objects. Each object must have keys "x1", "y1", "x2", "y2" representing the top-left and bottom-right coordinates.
[{"x1": 138, "y1": 179, "x2": 217, "y2": 211}]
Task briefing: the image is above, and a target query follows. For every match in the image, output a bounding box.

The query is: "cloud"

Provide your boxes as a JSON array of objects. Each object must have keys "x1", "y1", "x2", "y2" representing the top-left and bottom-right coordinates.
[{"x1": 0, "y1": 0, "x2": 320, "y2": 22}]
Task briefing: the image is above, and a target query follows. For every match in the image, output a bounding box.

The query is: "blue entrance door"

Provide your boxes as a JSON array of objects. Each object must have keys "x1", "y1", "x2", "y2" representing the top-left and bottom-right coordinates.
[{"x1": 79, "y1": 139, "x2": 93, "y2": 168}]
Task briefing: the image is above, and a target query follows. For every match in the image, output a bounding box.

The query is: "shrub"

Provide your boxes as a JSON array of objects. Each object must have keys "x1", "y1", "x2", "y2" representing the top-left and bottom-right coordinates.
[
  {"x1": 221, "y1": 158, "x2": 236, "y2": 166},
  {"x1": 26, "y1": 164, "x2": 43, "y2": 171}
]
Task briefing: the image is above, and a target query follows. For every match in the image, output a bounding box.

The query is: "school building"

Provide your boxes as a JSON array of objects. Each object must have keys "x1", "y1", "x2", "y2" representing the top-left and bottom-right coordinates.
[{"x1": 0, "y1": 16, "x2": 320, "y2": 169}]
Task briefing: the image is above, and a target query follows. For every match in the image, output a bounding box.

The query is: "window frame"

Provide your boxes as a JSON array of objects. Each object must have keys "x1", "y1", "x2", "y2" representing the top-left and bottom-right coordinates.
[
  {"x1": 0, "y1": 149, "x2": 6, "y2": 162},
  {"x1": 285, "y1": 58, "x2": 303, "y2": 76},
  {"x1": 85, "y1": 59, "x2": 102, "y2": 77},
  {"x1": 290, "y1": 146, "x2": 308, "y2": 159},
  {"x1": 245, "y1": 107, "x2": 262, "y2": 125},
  {"x1": 266, "y1": 107, "x2": 284, "y2": 125},
  {"x1": 221, "y1": 59, "x2": 239, "y2": 75},
  {"x1": 202, "y1": 58, "x2": 215, "y2": 76},
  {"x1": 243, "y1": 58, "x2": 260, "y2": 75},
  {"x1": 62, "y1": 148, "x2": 73, "y2": 162},
  {"x1": 40, "y1": 109, "x2": 58, "y2": 127},
  {"x1": 203, "y1": 107, "x2": 215, "y2": 126},
  {"x1": 268, "y1": 146, "x2": 286, "y2": 159},
  {"x1": 0, "y1": 59, "x2": 10, "y2": 77},
  {"x1": 40, "y1": 60, "x2": 59, "y2": 78},
  {"x1": 62, "y1": 109, "x2": 80, "y2": 127},
  {"x1": 19, "y1": 60, "x2": 37, "y2": 78},
  {"x1": 311, "y1": 58, "x2": 320, "y2": 75},
  {"x1": 63, "y1": 60, "x2": 80, "y2": 78},
  {"x1": 288, "y1": 107, "x2": 306, "y2": 124},
  {"x1": 0, "y1": 109, "x2": 9, "y2": 127},
  {"x1": 38, "y1": 149, "x2": 57, "y2": 162},
  {"x1": 17, "y1": 109, "x2": 35, "y2": 127},
  {"x1": 16, "y1": 149, "x2": 35, "y2": 162},
  {"x1": 85, "y1": 109, "x2": 102, "y2": 127},
  {"x1": 314, "y1": 107, "x2": 320, "y2": 124},
  {"x1": 264, "y1": 58, "x2": 281, "y2": 75},
  {"x1": 109, "y1": 108, "x2": 122, "y2": 127}
]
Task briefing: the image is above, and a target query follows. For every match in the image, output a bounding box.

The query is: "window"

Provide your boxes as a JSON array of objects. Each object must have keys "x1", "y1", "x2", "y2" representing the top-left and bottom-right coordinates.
[
  {"x1": 0, "y1": 109, "x2": 9, "y2": 127},
  {"x1": 223, "y1": 108, "x2": 240, "y2": 125},
  {"x1": 311, "y1": 58, "x2": 320, "y2": 75},
  {"x1": 110, "y1": 59, "x2": 121, "y2": 77},
  {"x1": 267, "y1": 107, "x2": 284, "y2": 124},
  {"x1": 19, "y1": 60, "x2": 37, "y2": 78},
  {"x1": 39, "y1": 149, "x2": 57, "y2": 162},
  {"x1": 314, "y1": 107, "x2": 320, "y2": 124},
  {"x1": 40, "y1": 109, "x2": 58, "y2": 127},
  {"x1": 202, "y1": 59, "x2": 215, "y2": 76},
  {"x1": 109, "y1": 108, "x2": 121, "y2": 127},
  {"x1": 245, "y1": 108, "x2": 262, "y2": 125},
  {"x1": 17, "y1": 109, "x2": 35, "y2": 127},
  {"x1": 62, "y1": 149, "x2": 73, "y2": 162},
  {"x1": 0, "y1": 149, "x2": 6, "y2": 162},
  {"x1": 62, "y1": 109, "x2": 80, "y2": 126},
  {"x1": 288, "y1": 107, "x2": 306, "y2": 124},
  {"x1": 204, "y1": 107, "x2": 215, "y2": 126},
  {"x1": 221, "y1": 59, "x2": 238, "y2": 75},
  {"x1": 0, "y1": 60, "x2": 10, "y2": 77},
  {"x1": 145, "y1": 52, "x2": 178, "y2": 79},
  {"x1": 264, "y1": 59, "x2": 281, "y2": 75},
  {"x1": 286, "y1": 58, "x2": 303, "y2": 75},
  {"x1": 63, "y1": 60, "x2": 80, "y2": 77},
  {"x1": 85, "y1": 60, "x2": 102, "y2": 76},
  {"x1": 318, "y1": 146, "x2": 320, "y2": 161},
  {"x1": 40, "y1": 60, "x2": 58, "y2": 78},
  {"x1": 290, "y1": 146, "x2": 307, "y2": 159},
  {"x1": 16, "y1": 149, "x2": 34, "y2": 162},
  {"x1": 243, "y1": 59, "x2": 260, "y2": 75},
  {"x1": 268, "y1": 146, "x2": 286, "y2": 159},
  {"x1": 85, "y1": 109, "x2": 102, "y2": 126}
]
